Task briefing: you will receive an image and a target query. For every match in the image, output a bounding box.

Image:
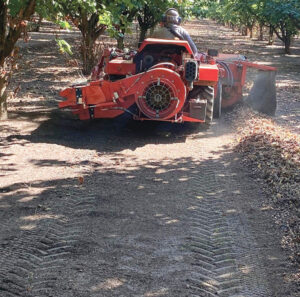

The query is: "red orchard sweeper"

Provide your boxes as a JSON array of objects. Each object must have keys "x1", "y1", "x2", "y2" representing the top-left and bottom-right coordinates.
[{"x1": 59, "y1": 38, "x2": 277, "y2": 126}]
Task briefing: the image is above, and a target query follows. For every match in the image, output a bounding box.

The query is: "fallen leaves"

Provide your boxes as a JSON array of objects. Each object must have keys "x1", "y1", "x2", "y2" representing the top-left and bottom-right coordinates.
[
  {"x1": 78, "y1": 176, "x2": 84, "y2": 185},
  {"x1": 234, "y1": 107, "x2": 300, "y2": 267}
]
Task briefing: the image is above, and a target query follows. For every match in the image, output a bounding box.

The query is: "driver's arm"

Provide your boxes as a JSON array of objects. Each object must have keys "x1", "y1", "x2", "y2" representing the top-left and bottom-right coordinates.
[{"x1": 178, "y1": 27, "x2": 198, "y2": 55}]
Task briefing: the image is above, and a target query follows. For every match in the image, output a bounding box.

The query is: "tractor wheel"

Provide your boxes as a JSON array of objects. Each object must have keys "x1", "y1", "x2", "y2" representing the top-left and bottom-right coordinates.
[
  {"x1": 199, "y1": 86, "x2": 214, "y2": 127},
  {"x1": 213, "y1": 82, "x2": 222, "y2": 119}
]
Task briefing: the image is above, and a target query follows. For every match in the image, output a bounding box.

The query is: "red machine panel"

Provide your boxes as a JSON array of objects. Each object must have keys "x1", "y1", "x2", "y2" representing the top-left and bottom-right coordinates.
[
  {"x1": 139, "y1": 38, "x2": 194, "y2": 55},
  {"x1": 105, "y1": 59, "x2": 136, "y2": 76},
  {"x1": 196, "y1": 64, "x2": 219, "y2": 86}
]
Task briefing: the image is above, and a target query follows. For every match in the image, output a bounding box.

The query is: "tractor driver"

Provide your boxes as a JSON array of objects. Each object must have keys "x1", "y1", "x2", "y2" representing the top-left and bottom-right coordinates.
[{"x1": 151, "y1": 8, "x2": 198, "y2": 56}]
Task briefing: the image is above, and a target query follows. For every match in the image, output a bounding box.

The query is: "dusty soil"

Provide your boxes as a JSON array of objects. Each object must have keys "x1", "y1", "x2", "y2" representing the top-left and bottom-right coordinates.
[{"x1": 0, "y1": 20, "x2": 299, "y2": 297}]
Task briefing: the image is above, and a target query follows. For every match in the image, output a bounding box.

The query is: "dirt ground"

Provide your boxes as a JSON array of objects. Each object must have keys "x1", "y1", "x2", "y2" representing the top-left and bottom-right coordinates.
[{"x1": 0, "y1": 20, "x2": 299, "y2": 297}]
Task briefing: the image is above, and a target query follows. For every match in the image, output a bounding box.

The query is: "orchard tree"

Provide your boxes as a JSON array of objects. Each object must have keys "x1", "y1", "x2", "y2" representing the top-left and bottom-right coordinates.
[
  {"x1": 199, "y1": 0, "x2": 300, "y2": 54},
  {"x1": 0, "y1": 0, "x2": 36, "y2": 120},
  {"x1": 237, "y1": 0, "x2": 300, "y2": 52},
  {"x1": 106, "y1": 0, "x2": 138, "y2": 49},
  {"x1": 264, "y1": 0, "x2": 300, "y2": 54},
  {"x1": 137, "y1": 3, "x2": 160, "y2": 43},
  {"x1": 222, "y1": 0, "x2": 257, "y2": 37},
  {"x1": 55, "y1": 0, "x2": 109, "y2": 74}
]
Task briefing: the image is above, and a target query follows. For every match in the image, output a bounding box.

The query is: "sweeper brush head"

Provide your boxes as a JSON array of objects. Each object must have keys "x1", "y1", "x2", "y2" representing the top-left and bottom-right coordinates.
[{"x1": 246, "y1": 71, "x2": 277, "y2": 116}]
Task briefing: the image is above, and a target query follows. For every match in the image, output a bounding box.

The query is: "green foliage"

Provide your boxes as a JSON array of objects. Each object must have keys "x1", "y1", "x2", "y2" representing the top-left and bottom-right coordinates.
[
  {"x1": 104, "y1": 1, "x2": 136, "y2": 41},
  {"x1": 264, "y1": 0, "x2": 299, "y2": 32},
  {"x1": 98, "y1": 10, "x2": 113, "y2": 26},
  {"x1": 57, "y1": 20, "x2": 71, "y2": 30},
  {"x1": 56, "y1": 38, "x2": 73, "y2": 55},
  {"x1": 191, "y1": 0, "x2": 212, "y2": 18},
  {"x1": 8, "y1": 0, "x2": 33, "y2": 17}
]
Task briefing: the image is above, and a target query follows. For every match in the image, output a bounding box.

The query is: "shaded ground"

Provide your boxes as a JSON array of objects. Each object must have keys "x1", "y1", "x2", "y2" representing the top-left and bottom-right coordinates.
[{"x1": 0, "y1": 20, "x2": 299, "y2": 296}]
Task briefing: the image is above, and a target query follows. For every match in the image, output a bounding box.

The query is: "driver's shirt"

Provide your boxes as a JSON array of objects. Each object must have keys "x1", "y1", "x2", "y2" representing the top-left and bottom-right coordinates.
[{"x1": 151, "y1": 24, "x2": 198, "y2": 55}]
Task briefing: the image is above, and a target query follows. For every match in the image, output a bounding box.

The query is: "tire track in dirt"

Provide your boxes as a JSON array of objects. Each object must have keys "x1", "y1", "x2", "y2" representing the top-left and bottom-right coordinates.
[
  {"x1": 185, "y1": 163, "x2": 284, "y2": 296},
  {"x1": 220, "y1": 168, "x2": 288, "y2": 297},
  {"x1": 0, "y1": 191, "x2": 96, "y2": 297},
  {"x1": 184, "y1": 120, "x2": 274, "y2": 297},
  {"x1": 186, "y1": 167, "x2": 244, "y2": 297}
]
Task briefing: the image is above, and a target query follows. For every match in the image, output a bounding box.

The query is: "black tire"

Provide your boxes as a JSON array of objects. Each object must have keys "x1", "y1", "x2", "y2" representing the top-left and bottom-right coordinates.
[
  {"x1": 199, "y1": 86, "x2": 214, "y2": 127},
  {"x1": 213, "y1": 82, "x2": 222, "y2": 119}
]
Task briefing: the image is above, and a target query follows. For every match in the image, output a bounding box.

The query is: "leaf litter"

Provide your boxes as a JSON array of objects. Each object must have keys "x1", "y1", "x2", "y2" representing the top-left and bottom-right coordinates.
[{"x1": 234, "y1": 106, "x2": 299, "y2": 282}]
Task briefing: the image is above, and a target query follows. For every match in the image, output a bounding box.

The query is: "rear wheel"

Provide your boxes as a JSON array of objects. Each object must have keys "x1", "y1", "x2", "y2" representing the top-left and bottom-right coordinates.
[
  {"x1": 199, "y1": 86, "x2": 214, "y2": 127},
  {"x1": 213, "y1": 82, "x2": 222, "y2": 119}
]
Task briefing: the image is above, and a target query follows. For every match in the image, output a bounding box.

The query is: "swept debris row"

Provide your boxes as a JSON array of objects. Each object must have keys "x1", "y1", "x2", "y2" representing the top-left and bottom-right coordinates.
[{"x1": 235, "y1": 108, "x2": 300, "y2": 271}]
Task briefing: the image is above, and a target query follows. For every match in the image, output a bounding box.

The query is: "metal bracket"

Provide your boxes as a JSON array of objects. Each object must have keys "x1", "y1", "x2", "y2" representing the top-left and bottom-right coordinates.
[
  {"x1": 89, "y1": 106, "x2": 95, "y2": 119},
  {"x1": 76, "y1": 88, "x2": 83, "y2": 104}
]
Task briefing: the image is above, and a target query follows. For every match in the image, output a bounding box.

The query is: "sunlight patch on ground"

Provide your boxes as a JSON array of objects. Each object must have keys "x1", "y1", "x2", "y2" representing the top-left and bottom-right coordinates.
[
  {"x1": 91, "y1": 278, "x2": 125, "y2": 291},
  {"x1": 225, "y1": 209, "x2": 237, "y2": 214},
  {"x1": 277, "y1": 80, "x2": 300, "y2": 87},
  {"x1": 165, "y1": 219, "x2": 179, "y2": 224},
  {"x1": 18, "y1": 195, "x2": 38, "y2": 203},
  {"x1": 20, "y1": 224, "x2": 37, "y2": 230},
  {"x1": 144, "y1": 288, "x2": 169, "y2": 296},
  {"x1": 239, "y1": 265, "x2": 252, "y2": 274},
  {"x1": 21, "y1": 214, "x2": 62, "y2": 222}
]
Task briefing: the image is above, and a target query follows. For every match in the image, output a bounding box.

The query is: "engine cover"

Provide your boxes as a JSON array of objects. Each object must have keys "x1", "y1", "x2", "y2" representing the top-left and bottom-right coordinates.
[{"x1": 135, "y1": 68, "x2": 186, "y2": 120}]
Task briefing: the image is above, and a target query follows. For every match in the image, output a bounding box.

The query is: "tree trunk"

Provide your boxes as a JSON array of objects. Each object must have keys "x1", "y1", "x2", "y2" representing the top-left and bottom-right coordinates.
[
  {"x1": 284, "y1": 35, "x2": 291, "y2": 54},
  {"x1": 35, "y1": 16, "x2": 43, "y2": 32},
  {"x1": 78, "y1": 13, "x2": 106, "y2": 75},
  {"x1": 273, "y1": 24, "x2": 293, "y2": 54},
  {"x1": 241, "y1": 27, "x2": 248, "y2": 36},
  {"x1": 137, "y1": 4, "x2": 156, "y2": 46},
  {"x1": 149, "y1": 26, "x2": 155, "y2": 36},
  {"x1": 117, "y1": 36, "x2": 124, "y2": 49},
  {"x1": 139, "y1": 27, "x2": 147, "y2": 45},
  {"x1": 249, "y1": 26, "x2": 253, "y2": 39},
  {"x1": 268, "y1": 27, "x2": 274, "y2": 45},
  {"x1": 0, "y1": 77, "x2": 8, "y2": 120},
  {"x1": 259, "y1": 24, "x2": 264, "y2": 41},
  {"x1": 116, "y1": 28, "x2": 126, "y2": 49},
  {"x1": 115, "y1": 9, "x2": 137, "y2": 50},
  {"x1": 81, "y1": 34, "x2": 98, "y2": 75},
  {"x1": 0, "y1": 95, "x2": 8, "y2": 120}
]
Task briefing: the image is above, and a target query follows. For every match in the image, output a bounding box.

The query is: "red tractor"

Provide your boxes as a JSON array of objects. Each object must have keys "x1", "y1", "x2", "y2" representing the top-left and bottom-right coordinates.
[{"x1": 59, "y1": 38, "x2": 277, "y2": 126}]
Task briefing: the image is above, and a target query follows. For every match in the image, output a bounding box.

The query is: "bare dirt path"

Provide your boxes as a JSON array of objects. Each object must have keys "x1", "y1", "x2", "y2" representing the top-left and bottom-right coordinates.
[{"x1": 0, "y1": 20, "x2": 299, "y2": 297}]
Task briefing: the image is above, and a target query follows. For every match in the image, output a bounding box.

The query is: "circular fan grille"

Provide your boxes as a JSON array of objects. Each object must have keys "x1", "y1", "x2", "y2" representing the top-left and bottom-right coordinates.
[{"x1": 144, "y1": 82, "x2": 172, "y2": 112}]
